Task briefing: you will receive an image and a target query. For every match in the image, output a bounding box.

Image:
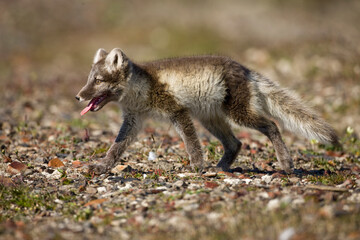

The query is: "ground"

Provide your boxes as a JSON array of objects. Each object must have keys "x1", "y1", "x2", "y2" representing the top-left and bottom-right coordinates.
[{"x1": 1, "y1": 1, "x2": 360, "y2": 239}]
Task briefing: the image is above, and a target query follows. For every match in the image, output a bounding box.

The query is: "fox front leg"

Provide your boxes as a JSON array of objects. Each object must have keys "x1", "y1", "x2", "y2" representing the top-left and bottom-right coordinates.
[
  {"x1": 170, "y1": 110, "x2": 204, "y2": 172},
  {"x1": 88, "y1": 113, "x2": 142, "y2": 175}
]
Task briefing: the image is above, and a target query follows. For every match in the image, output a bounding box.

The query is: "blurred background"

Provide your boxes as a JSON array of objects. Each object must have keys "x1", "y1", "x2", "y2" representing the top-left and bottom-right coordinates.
[{"x1": 1, "y1": 0, "x2": 359, "y2": 136}]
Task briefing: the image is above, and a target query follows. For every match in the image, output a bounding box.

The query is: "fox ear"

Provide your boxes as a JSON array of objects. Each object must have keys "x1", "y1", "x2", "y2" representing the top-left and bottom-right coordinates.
[
  {"x1": 93, "y1": 48, "x2": 108, "y2": 64},
  {"x1": 105, "y1": 48, "x2": 127, "y2": 72}
]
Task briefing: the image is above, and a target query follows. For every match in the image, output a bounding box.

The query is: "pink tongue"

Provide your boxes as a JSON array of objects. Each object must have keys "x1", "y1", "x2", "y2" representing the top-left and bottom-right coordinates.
[{"x1": 80, "y1": 102, "x2": 95, "y2": 116}]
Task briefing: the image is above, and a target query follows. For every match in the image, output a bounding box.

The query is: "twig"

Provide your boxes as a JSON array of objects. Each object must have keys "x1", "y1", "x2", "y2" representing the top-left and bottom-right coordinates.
[{"x1": 306, "y1": 184, "x2": 348, "y2": 192}]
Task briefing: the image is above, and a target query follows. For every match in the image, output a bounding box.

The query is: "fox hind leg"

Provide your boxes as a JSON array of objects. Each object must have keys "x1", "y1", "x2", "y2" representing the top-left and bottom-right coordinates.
[
  {"x1": 244, "y1": 116, "x2": 293, "y2": 173},
  {"x1": 200, "y1": 117, "x2": 242, "y2": 171}
]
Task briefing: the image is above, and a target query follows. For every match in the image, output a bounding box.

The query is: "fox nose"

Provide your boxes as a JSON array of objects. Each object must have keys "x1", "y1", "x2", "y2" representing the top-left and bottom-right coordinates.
[{"x1": 75, "y1": 96, "x2": 80, "y2": 101}]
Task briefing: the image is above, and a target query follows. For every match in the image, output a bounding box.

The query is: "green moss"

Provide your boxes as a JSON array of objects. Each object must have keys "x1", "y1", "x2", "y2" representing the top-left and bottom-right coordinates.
[
  {"x1": 0, "y1": 185, "x2": 56, "y2": 221},
  {"x1": 312, "y1": 158, "x2": 336, "y2": 172},
  {"x1": 206, "y1": 141, "x2": 223, "y2": 161},
  {"x1": 92, "y1": 145, "x2": 109, "y2": 155},
  {"x1": 0, "y1": 185, "x2": 81, "y2": 222},
  {"x1": 307, "y1": 174, "x2": 347, "y2": 185}
]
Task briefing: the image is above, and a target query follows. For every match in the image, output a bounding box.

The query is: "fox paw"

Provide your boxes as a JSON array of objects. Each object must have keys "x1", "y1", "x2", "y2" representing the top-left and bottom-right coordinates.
[
  {"x1": 280, "y1": 159, "x2": 294, "y2": 174},
  {"x1": 87, "y1": 163, "x2": 109, "y2": 175}
]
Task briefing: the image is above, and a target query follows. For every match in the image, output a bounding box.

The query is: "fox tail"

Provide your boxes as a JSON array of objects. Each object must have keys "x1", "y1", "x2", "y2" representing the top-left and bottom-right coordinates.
[{"x1": 251, "y1": 72, "x2": 339, "y2": 146}]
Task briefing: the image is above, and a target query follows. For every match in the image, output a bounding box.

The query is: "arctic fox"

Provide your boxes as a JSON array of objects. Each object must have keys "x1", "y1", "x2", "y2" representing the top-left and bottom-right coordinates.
[{"x1": 76, "y1": 48, "x2": 339, "y2": 174}]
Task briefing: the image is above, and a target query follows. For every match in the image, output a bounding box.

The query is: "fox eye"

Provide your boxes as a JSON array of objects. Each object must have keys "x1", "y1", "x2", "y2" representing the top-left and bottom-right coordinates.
[{"x1": 95, "y1": 78, "x2": 103, "y2": 85}]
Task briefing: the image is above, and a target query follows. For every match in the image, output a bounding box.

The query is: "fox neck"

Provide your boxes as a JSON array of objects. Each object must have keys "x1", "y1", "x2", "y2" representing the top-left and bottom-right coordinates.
[{"x1": 118, "y1": 62, "x2": 151, "y2": 108}]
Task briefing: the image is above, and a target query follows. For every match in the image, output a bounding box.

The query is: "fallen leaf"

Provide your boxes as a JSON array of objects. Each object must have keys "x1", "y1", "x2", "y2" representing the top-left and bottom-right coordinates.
[
  {"x1": 48, "y1": 158, "x2": 65, "y2": 168},
  {"x1": 204, "y1": 181, "x2": 219, "y2": 189},
  {"x1": 84, "y1": 198, "x2": 108, "y2": 207},
  {"x1": 326, "y1": 151, "x2": 343, "y2": 157},
  {"x1": 72, "y1": 160, "x2": 83, "y2": 168},
  {"x1": 7, "y1": 161, "x2": 27, "y2": 175}
]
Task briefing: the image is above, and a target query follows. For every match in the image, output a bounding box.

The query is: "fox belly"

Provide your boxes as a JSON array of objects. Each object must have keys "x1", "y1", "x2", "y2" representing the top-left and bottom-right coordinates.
[{"x1": 158, "y1": 68, "x2": 227, "y2": 116}]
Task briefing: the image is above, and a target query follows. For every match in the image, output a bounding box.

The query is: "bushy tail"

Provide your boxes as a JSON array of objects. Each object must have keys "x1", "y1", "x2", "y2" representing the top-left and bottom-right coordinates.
[{"x1": 251, "y1": 72, "x2": 339, "y2": 145}]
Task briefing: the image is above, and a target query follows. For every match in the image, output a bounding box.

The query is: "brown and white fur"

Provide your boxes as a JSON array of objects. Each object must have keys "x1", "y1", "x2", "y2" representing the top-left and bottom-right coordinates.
[{"x1": 76, "y1": 48, "x2": 339, "y2": 174}]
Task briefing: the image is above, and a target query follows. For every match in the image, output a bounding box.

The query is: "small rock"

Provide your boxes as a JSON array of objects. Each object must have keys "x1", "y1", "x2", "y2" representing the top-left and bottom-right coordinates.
[
  {"x1": 155, "y1": 186, "x2": 168, "y2": 191},
  {"x1": 183, "y1": 203, "x2": 199, "y2": 212},
  {"x1": 292, "y1": 197, "x2": 305, "y2": 206},
  {"x1": 42, "y1": 170, "x2": 63, "y2": 179},
  {"x1": 267, "y1": 198, "x2": 280, "y2": 210},
  {"x1": 173, "y1": 180, "x2": 185, "y2": 188},
  {"x1": 356, "y1": 179, "x2": 360, "y2": 186},
  {"x1": 111, "y1": 165, "x2": 133, "y2": 174},
  {"x1": 257, "y1": 191, "x2": 269, "y2": 199},
  {"x1": 23, "y1": 169, "x2": 33, "y2": 176},
  {"x1": 97, "y1": 186, "x2": 107, "y2": 194},
  {"x1": 279, "y1": 227, "x2": 296, "y2": 240},
  {"x1": 347, "y1": 193, "x2": 360, "y2": 203},
  {"x1": 177, "y1": 173, "x2": 197, "y2": 178},
  {"x1": 261, "y1": 174, "x2": 272, "y2": 184},
  {"x1": 242, "y1": 179, "x2": 252, "y2": 184},
  {"x1": 148, "y1": 151, "x2": 156, "y2": 161},
  {"x1": 86, "y1": 187, "x2": 97, "y2": 194},
  {"x1": 119, "y1": 182, "x2": 134, "y2": 191},
  {"x1": 48, "y1": 135, "x2": 56, "y2": 142},
  {"x1": 48, "y1": 158, "x2": 65, "y2": 168},
  {"x1": 319, "y1": 205, "x2": 334, "y2": 218},
  {"x1": 7, "y1": 161, "x2": 27, "y2": 175},
  {"x1": 289, "y1": 177, "x2": 300, "y2": 184},
  {"x1": 202, "y1": 172, "x2": 217, "y2": 177},
  {"x1": 54, "y1": 199, "x2": 64, "y2": 205},
  {"x1": 224, "y1": 178, "x2": 241, "y2": 185}
]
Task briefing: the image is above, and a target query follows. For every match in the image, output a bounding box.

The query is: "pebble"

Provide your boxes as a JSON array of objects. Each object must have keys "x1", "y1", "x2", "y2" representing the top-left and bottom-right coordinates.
[
  {"x1": 111, "y1": 165, "x2": 133, "y2": 174},
  {"x1": 261, "y1": 174, "x2": 272, "y2": 184},
  {"x1": 86, "y1": 187, "x2": 97, "y2": 194},
  {"x1": 23, "y1": 169, "x2": 33, "y2": 176},
  {"x1": 267, "y1": 198, "x2": 280, "y2": 210},
  {"x1": 278, "y1": 227, "x2": 296, "y2": 240},
  {"x1": 41, "y1": 169, "x2": 63, "y2": 179},
  {"x1": 173, "y1": 180, "x2": 185, "y2": 188},
  {"x1": 202, "y1": 172, "x2": 217, "y2": 177},
  {"x1": 224, "y1": 179, "x2": 241, "y2": 185},
  {"x1": 148, "y1": 151, "x2": 157, "y2": 161},
  {"x1": 97, "y1": 187, "x2": 107, "y2": 194}
]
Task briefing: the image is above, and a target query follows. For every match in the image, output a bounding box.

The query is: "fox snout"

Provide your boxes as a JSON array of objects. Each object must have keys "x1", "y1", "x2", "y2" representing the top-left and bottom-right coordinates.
[
  {"x1": 76, "y1": 86, "x2": 94, "y2": 102},
  {"x1": 75, "y1": 94, "x2": 86, "y2": 102}
]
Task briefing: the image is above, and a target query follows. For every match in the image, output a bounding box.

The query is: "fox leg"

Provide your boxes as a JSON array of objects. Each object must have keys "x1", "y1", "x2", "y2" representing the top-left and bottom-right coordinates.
[
  {"x1": 245, "y1": 116, "x2": 293, "y2": 173},
  {"x1": 170, "y1": 110, "x2": 204, "y2": 171},
  {"x1": 200, "y1": 117, "x2": 242, "y2": 171},
  {"x1": 89, "y1": 113, "x2": 142, "y2": 174}
]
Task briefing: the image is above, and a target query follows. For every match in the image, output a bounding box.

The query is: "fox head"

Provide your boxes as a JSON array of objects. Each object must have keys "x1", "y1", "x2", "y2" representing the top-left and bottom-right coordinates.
[{"x1": 76, "y1": 48, "x2": 132, "y2": 115}]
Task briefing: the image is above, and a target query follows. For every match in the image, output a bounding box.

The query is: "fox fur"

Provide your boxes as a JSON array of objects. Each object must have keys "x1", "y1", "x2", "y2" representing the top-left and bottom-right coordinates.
[{"x1": 76, "y1": 48, "x2": 339, "y2": 174}]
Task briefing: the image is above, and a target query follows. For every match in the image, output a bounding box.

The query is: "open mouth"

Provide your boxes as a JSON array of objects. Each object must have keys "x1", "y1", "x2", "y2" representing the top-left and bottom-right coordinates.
[{"x1": 80, "y1": 95, "x2": 108, "y2": 116}]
